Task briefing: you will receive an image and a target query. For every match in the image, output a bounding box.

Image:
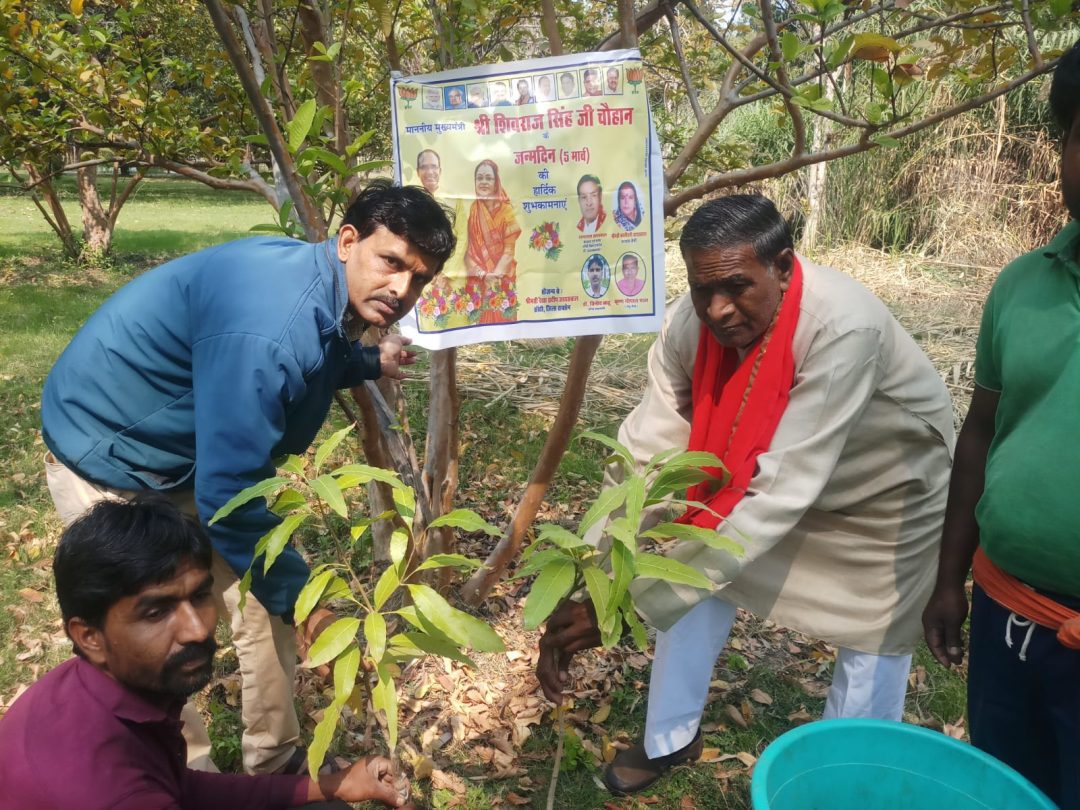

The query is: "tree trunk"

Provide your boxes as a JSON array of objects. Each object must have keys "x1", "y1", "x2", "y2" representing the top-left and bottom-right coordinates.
[
  {"x1": 421, "y1": 349, "x2": 460, "y2": 587},
  {"x1": 802, "y1": 80, "x2": 835, "y2": 252},
  {"x1": 76, "y1": 161, "x2": 112, "y2": 257},
  {"x1": 463, "y1": 335, "x2": 603, "y2": 604},
  {"x1": 20, "y1": 162, "x2": 79, "y2": 259}
]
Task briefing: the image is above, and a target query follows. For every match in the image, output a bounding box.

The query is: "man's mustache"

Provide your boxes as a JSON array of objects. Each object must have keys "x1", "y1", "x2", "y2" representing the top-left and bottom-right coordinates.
[
  {"x1": 372, "y1": 295, "x2": 402, "y2": 312},
  {"x1": 165, "y1": 637, "x2": 218, "y2": 672}
]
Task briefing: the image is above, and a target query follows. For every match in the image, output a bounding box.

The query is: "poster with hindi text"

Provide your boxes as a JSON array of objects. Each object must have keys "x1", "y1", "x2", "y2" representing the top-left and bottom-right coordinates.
[{"x1": 391, "y1": 50, "x2": 664, "y2": 349}]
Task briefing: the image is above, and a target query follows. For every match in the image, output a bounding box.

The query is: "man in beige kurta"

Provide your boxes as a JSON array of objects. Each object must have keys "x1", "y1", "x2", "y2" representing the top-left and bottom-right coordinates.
[{"x1": 537, "y1": 194, "x2": 954, "y2": 795}]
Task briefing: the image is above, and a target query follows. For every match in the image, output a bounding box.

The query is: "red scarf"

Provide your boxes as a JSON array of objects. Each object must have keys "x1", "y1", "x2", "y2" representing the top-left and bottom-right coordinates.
[{"x1": 677, "y1": 256, "x2": 803, "y2": 529}]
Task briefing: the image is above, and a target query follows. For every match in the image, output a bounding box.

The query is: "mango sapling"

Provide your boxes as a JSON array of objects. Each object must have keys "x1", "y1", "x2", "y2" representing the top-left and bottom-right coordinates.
[
  {"x1": 519, "y1": 432, "x2": 744, "y2": 807},
  {"x1": 211, "y1": 425, "x2": 504, "y2": 783}
]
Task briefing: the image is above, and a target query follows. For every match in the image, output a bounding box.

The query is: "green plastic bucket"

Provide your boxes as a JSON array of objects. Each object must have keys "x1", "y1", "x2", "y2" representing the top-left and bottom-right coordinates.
[{"x1": 750, "y1": 719, "x2": 1056, "y2": 810}]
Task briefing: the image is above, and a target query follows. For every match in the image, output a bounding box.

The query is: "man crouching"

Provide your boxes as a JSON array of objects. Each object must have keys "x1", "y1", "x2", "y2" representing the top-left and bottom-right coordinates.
[{"x1": 0, "y1": 496, "x2": 404, "y2": 809}]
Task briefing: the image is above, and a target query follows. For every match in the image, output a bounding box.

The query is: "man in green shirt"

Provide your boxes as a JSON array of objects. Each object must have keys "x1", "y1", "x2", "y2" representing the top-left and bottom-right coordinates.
[{"x1": 922, "y1": 38, "x2": 1080, "y2": 809}]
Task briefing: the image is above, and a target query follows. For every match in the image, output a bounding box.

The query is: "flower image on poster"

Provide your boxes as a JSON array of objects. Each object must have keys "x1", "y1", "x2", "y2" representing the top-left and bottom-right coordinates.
[{"x1": 391, "y1": 49, "x2": 664, "y2": 349}]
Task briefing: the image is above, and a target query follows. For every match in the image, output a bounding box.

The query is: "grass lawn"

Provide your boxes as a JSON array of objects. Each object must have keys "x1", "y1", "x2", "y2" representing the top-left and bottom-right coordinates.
[{"x1": 0, "y1": 177, "x2": 971, "y2": 809}]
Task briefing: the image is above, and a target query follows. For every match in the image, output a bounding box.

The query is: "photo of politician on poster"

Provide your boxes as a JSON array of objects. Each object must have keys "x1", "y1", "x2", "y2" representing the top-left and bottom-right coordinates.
[{"x1": 391, "y1": 49, "x2": 664, "y2": 349}]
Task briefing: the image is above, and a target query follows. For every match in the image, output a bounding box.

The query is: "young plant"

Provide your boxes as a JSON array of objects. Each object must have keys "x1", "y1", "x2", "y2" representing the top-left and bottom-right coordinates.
[
  {"x1": 211, "y1": 425, "x2": 504, "y2": 778},
  {"x1": 521, "y1": 431, "x2": 745, "y2": 652}
]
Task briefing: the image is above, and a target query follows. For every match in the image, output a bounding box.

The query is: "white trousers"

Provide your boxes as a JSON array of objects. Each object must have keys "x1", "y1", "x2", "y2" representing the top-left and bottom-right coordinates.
[{"x1": 644, "y1": 597, "x2": 912, "y2": 758}]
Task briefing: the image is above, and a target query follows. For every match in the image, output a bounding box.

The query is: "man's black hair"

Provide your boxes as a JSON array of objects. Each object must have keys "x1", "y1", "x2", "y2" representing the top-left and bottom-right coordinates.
[
  {"x1": 54, "y1": 495, "x2": 212, "y2": 636},
  {"x1": 341, "y1": 179, "x2": 456, "y2": 268},
  {"x1": 680, "y1": 194, "x2": 794, "y2": 264},
  {"x1": 577, "y1": 174, "x2": 602, "y2": 194},
  {"x1": 1050, "y1": 37, "x2": 1080, "y2": 137}
]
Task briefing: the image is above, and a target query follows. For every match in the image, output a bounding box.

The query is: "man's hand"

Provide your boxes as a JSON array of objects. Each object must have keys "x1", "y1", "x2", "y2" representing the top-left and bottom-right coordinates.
[
  {"x1": 922, "y1": 583, "x2": 969, "y2": 667},
  {"x1": 537, "y1": 599, "x2": 601, "y2": 703},
  {"x1": 378, "y1": 334, "x2": 417, "y2": 380},
  {"x1": 297, "y1": 607, "x2": 336, "y2": 680},
  {"x1": 312, "y1": 755, "x2": 405, "y2": 806}
]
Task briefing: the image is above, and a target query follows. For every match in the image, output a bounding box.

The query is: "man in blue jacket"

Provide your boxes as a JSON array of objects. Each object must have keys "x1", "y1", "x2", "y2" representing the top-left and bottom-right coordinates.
[{"x1": 40, "y1": 180, "x2": 455, "y2": 776}]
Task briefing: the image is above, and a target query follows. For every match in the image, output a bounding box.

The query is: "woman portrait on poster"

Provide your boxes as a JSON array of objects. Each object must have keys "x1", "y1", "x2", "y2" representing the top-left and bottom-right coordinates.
[
  {"x1": 465, "y1": 159, "x2": 521, "y2": 324},
  {"x1": 613, "y1": 180, "x2": 644, "y2": 231}
]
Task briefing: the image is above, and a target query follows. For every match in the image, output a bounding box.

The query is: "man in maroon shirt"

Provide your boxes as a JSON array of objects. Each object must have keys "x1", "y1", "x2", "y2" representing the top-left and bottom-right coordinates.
[{"x1": 0, "y1": 496, "x2": 405, "y2": 809}]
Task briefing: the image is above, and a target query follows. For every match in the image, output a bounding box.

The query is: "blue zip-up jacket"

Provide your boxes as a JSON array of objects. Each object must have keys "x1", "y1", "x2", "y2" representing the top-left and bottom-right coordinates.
[{"x1": 41, "y1": 236, "x2": 381, "y2": 617}]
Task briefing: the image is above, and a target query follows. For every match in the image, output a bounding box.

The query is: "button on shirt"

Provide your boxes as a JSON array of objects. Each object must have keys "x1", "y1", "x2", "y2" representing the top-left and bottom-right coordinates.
[{"x1": 0, "y1": 657, "x2": 309, "y2": 809}]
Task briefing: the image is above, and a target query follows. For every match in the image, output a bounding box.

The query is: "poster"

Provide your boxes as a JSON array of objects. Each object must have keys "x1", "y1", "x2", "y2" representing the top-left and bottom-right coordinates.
[{"x1": 391, "y1": 49, "x2": 664, "y2": 349}]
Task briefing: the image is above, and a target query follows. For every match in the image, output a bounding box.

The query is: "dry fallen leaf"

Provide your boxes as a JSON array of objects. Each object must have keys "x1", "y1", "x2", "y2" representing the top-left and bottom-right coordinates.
[
  {"x1": 786, "y1": 708, "x2": 814, "y2": 724},
  {"x1": 680, "y1": 796, "x2": 694, "y2": 810},
  {"x1": 750, "y1": 688, "x2": 773, "y2": 706},
  {"x1": 17, "y1": 588, "x2": 43, "y2": 604},
  {"x1": 736, "y1": 751, "x2": 757, "y2": 768},
  {"x1": 590, "y1": 703, "x2": 612, "y2": 724},
  {"x1": 724, "y1": 704, "x2": 748, "y2": 729},
  {"x1": 412, "y1": 754, "x2": 435, "y2": 780},
  {"x1": 504, "y1": 792, "x2": 530, "y2": 806}
]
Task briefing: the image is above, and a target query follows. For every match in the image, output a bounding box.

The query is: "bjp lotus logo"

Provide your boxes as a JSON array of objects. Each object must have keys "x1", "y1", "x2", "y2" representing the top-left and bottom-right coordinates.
[
  {"x1": 626, "y1": 66, "x2": 644, "y2": 94},
  {"x1": 397, "y1": 85, "x2": 419, "y2": 109}
]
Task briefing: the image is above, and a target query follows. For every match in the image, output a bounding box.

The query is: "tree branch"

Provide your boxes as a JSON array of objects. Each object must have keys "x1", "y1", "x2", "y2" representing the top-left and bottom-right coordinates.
[
  {"x1": 203, "y1": 0, "x2": 325, "y2": 240},
  {"x1": 597, "y1": 0, "x2": 666, "y2": 50},
  {"x1": 761, "y1": 0, "x2": 806, "y2": 156},
  {"x1": 666, "y1": 2, "x2": 703, "y2": 124},
  {"x1": 664, "y1": 58, "x2": 1058, "y2": 214},
  {"x1": 540, "y1": 0, "x2": 564, "y2": 56}
]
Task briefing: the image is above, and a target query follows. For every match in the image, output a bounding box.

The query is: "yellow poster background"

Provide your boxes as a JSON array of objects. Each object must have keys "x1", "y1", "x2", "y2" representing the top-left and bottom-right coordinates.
[{"x1": 392, "y1": 51, "x2": 662, "y2": 348}]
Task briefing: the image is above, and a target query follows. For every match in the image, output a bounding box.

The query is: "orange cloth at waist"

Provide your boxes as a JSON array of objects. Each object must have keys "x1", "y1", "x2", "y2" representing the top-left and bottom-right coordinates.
[{"x1": 972, "y1": 545, "x2": 1080, "y2": 650}]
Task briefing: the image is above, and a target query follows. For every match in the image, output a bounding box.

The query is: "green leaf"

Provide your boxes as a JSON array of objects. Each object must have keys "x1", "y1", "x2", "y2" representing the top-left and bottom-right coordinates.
[
  {"x1": 645, "y1": 447, "x2": 682, "y2": 474},
  {"x1": 389, "y1": 529, "x2": 408, "y2": 569},
  {"x1": 780, "y1": 30, "x2": 804, "y2": 62},
  {"x1": 210, "y1": 477, "x2": 287, "y2": 524},
  {"x1": 310, "y1": 473, "x2": 348, "y2": 518},
  {"x1": 277, "y1": 454, "x2": 306, "y2": 475},
  {"x1": 408, "y1": 584, "x2": 504, "y2": 652},
  {"x1": 277, "y1": 199, "x2": 294, "y2": 229},
  {"x1": 237, "y1": 567, "x2": 252, "y2": 613},
  {"x1": 333, "y1": 644, "x2": 360, "y2": 704},
  {"x1": 415, "y1": 553, "x2": 483, "y2": 572},
  {"x1": 286, "y1": 98, "x2": 317, "y2": 153},
  {"x1": 305, "y1": 617, "x2": 360, "y2": 668},
  {"x1": 349, "y1": 159, "x2": 392, "y2": 175},
  {"x1": 314, "y1": 424, "x2": 353, "y2": 471},
  {"x1": 514, "y1": 548, "x2": 572, "y2": 579},
  {"x1": 373, "y1": 663, "x2": 398, "y2": 750},
  {"x1": 579, "y1": 430, "x2": 634, "y2": 467},
  {"x1": 522, "y1": 557, "x2": 576, "y2": 630},
  {"x1": 621, "y1": 595, "x2": 649, "y2": 650},
  {"x1": 579, "y1": 480, "x2": 628, "y2": 536},
  {"x1": 303, "y1": 146, "x2": 348, "y2": 175},
  {"x1": 642, "y1": 522, "x2": 740, "y2": 553},
  {"x1": 871, "y1": 133, "x2": 902, "y2": 148},
  {"x1": 269, "y1": 487, "x2": 307, "y2": 516},
  {"x1": 292, "y1": 570, "x2": 332, "y2": 627},
  {"x1": 263, "y1": 513, "x2": 306, "y2": 574},
  {"x1": 581, "y1": 564, "x2": 611, "y2": 628},
  {"x1": 330, "y1": 463, "x2": 407, "y2": 490},
  {"x1": 364, "y1": 611, "x2": 387, "y2": 663},
  {"x1": 634, "y1": 553, "x2": 713, "y2": 590},
  {"x1": 392, "y1": 486, "x2": 415, "y2": 520},
  {"x1": 623, "y1": 476, "x2": 646, "y2": 536},
  {"x1": 373, "y1": 564, "x2": 400, "y2": 610},
  {"x1": 608, "y1": 539, "x2": 634, "y2": 614},
  {"x1": 536, "y1": 523, "x2": 588, "y2": 550},
  {"x1": 826, "y1": 35, "x2": 855, "y2": 70},
  {"x1": 428, "y1": 509, "x2": 503, "y2": 536},
  {"x1": 308, "y1": 702, "x2": 341, "y2": 781},
  {"x1": 660, "y1": 450, "x2": 725, "y2": 471},
  {"x1": 393, "y1": 631, "x2": 476, "y2": 667},
  {"x1": 605, "y1": 517, "x2": 638, "y2": 556}
]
